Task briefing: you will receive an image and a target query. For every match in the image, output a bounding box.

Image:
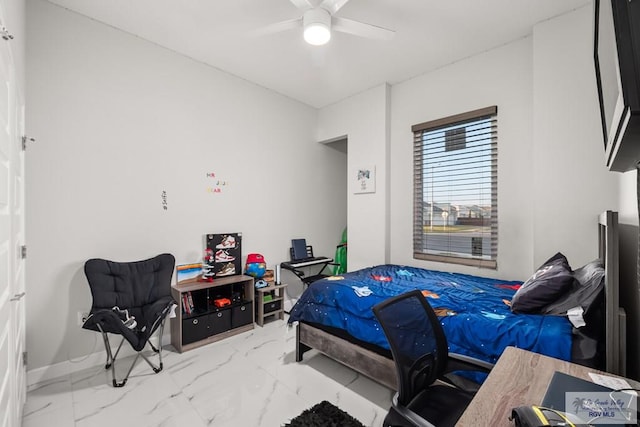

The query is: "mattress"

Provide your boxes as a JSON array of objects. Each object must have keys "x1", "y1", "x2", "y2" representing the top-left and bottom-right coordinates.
[{"x1": 287, "y1": 264, "x2": 573, "y2": 366}]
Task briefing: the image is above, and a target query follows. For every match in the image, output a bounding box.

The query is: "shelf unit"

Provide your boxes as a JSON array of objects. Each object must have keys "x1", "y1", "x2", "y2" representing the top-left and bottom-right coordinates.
[
  {"x1": 255, "y1": 283, "x2": 288, "y2": 326},
  {"x1": 170, "y1": 274, "x2": 254, "y2": 353}
]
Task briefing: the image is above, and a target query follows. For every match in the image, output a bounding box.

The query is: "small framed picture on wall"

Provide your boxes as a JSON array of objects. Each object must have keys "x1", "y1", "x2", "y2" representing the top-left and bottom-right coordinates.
[{"x1": 354, "y1": 165, "x2": 376, "y2": 194}]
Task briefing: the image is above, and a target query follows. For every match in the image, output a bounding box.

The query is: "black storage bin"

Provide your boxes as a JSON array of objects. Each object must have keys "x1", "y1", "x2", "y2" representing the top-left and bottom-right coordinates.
[
  {"x1": 264, "y1": 300, "x2": 281, "y2": 314},
  {"x1": 232, "y1": 301, "x2": 253, "y2": 328},
  {"x1": 209, "y1": 308, "x2": 232, "y2": 335},
  {"x1": 182, "y1": 314, "x2": 209, "y2": 345}
]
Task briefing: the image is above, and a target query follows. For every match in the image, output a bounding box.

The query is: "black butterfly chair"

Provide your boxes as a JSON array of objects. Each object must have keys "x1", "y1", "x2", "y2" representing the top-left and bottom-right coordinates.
[
  {"x1": 372, "y1": 290, "x2": 494, "y2": 427},
  {"x1": 82, "y1": 253, "x2": 176, "y2": 387}
]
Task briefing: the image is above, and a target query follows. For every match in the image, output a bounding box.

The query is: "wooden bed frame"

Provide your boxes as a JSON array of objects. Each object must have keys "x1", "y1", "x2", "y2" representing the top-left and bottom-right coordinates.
[{"x1": 295, "y1": 210, "x2": 626, "y2": 389}]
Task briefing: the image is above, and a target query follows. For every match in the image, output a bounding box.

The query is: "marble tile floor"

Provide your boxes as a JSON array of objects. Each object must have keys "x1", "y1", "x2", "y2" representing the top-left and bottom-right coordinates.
[{"x1": 22, "y1": 318, "x2": 393, "y2": 427}]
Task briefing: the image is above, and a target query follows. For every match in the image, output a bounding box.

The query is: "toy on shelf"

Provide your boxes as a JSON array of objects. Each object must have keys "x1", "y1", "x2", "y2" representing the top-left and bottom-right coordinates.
[
  {"x1": 254, "y1": 279, "x2": 269, "y2": 289},
  {"x1": 263, "y1": 269, "x2": 274, "y2": 284},
  {"x1": 245, "y1": 253, "x2": 266, "y2": 279},
  {"x1": 201, "y1": 248, "x2": 215, "y2": 282}
]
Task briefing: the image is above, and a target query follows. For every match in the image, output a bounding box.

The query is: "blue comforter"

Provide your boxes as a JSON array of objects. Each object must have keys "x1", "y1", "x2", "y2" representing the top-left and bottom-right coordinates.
[{"x1": 288, "y1": 264, "x2": 572, "y2": 366}]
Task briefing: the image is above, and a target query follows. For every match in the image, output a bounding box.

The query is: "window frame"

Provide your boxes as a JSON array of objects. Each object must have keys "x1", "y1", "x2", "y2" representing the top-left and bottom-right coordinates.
[{"x1": 412, "y1": 106, "x2": 498, "y2": 269}]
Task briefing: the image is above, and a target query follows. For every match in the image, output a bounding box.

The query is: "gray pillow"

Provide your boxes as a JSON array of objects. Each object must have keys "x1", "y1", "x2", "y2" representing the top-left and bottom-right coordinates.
[
  {"x1": 541, "y1": 259, "x2": 605, "y2": 315},
  {"x1": 511, "y1": 252, "x2": 576, "y2": 314}
]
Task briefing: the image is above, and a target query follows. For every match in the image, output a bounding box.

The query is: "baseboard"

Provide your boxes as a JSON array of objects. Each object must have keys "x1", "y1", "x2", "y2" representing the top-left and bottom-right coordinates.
[
  {"x1": 27, "y1": 349, "x2": 108, "y2": 386},
  {"x1": 26, "y1": 331, "x2": 170, "y2": 386}
]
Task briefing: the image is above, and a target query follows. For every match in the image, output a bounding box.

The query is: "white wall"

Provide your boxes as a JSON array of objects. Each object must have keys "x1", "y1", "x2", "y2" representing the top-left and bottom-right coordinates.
[
  {"x1": 317, "y1": 84, "x2": 390, "y2": 270},
  {"x1": 531, "y1": 5, "x2": 619, "y2": 268},
  {"x1": 389, "y1": 37, "x2": 535, "y2": 280},
  {"x1": 25, "y1": 0, "x2": 346, "y2": 370},
  {"x1": 532, "y1": 6, "x2": 640, "y2": 378},
  {"x1": 1, "y1": 0, "x2": 25, "y2": 101},
  {"x1": 619, "y1": 172, "x2": 637, "y2": 225}
]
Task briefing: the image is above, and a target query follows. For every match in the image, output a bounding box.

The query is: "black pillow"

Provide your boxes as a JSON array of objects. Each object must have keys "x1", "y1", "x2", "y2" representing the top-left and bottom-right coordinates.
[
  {"x1": 541, "y1": 259, "x2": 605, "y2": 315},
  {"x1": 511, "y1": 252, "x2": 576, "y2": 313}
]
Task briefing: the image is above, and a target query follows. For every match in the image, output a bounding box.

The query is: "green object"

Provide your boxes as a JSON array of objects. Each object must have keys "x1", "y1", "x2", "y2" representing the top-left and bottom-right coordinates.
[
  {"x1": 263, "y1": 294, "x2": 273, "y2": 302},
  {"x1": 333, "y1": 228, "x2": 347, "y2": 274}
]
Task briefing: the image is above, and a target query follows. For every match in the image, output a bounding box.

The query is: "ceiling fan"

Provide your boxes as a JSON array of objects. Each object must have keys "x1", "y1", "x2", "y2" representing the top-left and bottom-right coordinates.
[{"x1": 255, "y1": 0, "x2": 395, "y2": 46}]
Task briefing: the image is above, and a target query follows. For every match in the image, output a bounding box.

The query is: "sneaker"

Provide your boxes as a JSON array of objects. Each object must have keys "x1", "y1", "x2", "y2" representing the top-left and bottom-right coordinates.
[
  {"x1": 254, "y1": 279, "x2": 269, "y2": 289},
  {"x1": 215, "y1": 235, "x2": 236, "y2": 249},
  {"x1": 217, "y1": 263, "x2": 236, "y2": 276},
  {"x1": 215, "y1": 249, "x2": 235, "y2": 262},
  {"x1": 112, "y1": 306, "x2": 137, "y2": 329}
]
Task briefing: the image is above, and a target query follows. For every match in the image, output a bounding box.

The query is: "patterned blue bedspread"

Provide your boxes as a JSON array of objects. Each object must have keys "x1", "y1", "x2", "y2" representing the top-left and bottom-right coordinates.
[{"x1": 288, "y1": 264, "x2": 572, "y2": 366}]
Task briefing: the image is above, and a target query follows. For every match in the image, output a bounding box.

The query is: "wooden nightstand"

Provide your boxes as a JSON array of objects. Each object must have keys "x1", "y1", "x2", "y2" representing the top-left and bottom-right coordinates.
[{"x1": 255, "y1": 283, "x2": 288, "y2": 326}]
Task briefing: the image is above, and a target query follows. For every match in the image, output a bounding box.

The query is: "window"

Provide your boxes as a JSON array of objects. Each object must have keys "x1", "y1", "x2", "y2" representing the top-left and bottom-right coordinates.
[{"x1": 412, "y1": 106, "x2": 497, "y2": 269}]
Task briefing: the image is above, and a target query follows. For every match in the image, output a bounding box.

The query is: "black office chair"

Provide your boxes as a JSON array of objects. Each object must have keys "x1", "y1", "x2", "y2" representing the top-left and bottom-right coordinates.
[
  {"x1": 372, "y1": 290, "x2": 493, "y2": 427},
  {"x1": 82, "y1": 253, "x2": 176, "y2": 387}
]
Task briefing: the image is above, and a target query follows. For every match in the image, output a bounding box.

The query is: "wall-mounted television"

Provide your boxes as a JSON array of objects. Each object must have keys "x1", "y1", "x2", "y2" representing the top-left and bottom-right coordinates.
[{"x1": 594, "y1": 0, "x2": 640, "y2": 172}]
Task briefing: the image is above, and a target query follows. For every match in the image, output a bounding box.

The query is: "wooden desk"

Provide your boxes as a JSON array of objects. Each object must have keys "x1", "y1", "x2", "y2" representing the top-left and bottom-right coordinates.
[{"x1": 457, "y1": 347, "x2": 638, "y2": 426}]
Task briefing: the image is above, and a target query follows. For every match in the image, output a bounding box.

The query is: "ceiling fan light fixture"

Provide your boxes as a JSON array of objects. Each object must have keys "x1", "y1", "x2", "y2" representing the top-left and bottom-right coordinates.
[
  {"x1": 304, "y1": 23, "x2": 330, "y2": 45},
  {"x1": 303, "y1": 8, "x2": 331, "y2": 45}
]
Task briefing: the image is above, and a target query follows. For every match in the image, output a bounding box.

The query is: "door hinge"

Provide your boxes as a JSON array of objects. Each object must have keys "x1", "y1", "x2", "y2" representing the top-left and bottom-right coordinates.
[
  {"x1": 22, "y1": 135, "x2": 35, "y2": 151},
  {"x1": 20, "y1": 245, "x2": 26, "y2": 259},
  {"x1": 0, "y1": 25, "x2": 13, "y2": 41},
  {"x1": 22, "y1": 351, "x2": 27, "y2": 367}
]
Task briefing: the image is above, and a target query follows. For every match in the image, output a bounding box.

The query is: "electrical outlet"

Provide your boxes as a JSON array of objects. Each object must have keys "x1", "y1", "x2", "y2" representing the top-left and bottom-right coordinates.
[{"x1": 77, "y1": 311, "x2": 89, "y2": 326}]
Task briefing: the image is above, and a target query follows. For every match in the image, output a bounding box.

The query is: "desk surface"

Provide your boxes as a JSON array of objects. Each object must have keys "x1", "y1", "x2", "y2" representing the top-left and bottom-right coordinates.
[{"x1": 456, "y1": 347, "x2": 638, "y2": 426}]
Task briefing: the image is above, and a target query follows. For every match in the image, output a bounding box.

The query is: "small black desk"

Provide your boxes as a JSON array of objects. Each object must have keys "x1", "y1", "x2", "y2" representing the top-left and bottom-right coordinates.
[{"x1": 280, "y1": 257, "x2": 335, "y2": 287}]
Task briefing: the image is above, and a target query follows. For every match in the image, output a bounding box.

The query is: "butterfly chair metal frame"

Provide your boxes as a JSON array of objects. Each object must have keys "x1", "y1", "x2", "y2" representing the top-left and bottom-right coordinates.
[
  {"x1": 82, "y1": 253, "x2": 176, "y2": 387},
  {"x1": 372, "y1": 290, "x2": 494, "y2": 427}
]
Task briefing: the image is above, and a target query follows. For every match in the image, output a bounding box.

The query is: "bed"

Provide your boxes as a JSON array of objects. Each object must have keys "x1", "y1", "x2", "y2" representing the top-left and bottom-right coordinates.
[{"x1": 287, "y1": 211, "x2": 625, "y2": 390}]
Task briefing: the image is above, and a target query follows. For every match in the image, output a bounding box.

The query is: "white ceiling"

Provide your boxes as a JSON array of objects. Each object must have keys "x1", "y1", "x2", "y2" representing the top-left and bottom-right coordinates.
[{"x1": 45, "y1": 0, "x2": 591, "y2": 108}]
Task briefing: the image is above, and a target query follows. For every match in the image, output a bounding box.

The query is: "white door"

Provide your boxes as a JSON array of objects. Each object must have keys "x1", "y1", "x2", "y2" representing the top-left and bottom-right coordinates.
[{"x1": 0, "y1": 11, "x2": 26, "y2": 427}]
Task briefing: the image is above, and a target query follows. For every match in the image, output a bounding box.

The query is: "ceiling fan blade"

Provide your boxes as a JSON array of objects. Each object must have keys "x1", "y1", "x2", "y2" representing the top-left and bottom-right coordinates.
[
  {"x1": 249, "y1": 18, "x2": 302, "y2": 37},
  {"x1": 332, "y1": 16, "x2": 395, "y2": 40},
  {"x1": 319, "y1": 0, "x2": 351, "y2": 14},
  {"x1": 289, "y1": 0, "x2": 315, "y2": 10}
]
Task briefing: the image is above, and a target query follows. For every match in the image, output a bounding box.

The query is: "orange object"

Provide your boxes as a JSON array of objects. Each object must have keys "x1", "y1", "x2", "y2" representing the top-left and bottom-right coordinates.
[
  {"x1": 213, "y1": 298, "x2": 231, "y2": 308},
  {"x1": 421, "y1": 290, "x2": 440, "y2": 299}
]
